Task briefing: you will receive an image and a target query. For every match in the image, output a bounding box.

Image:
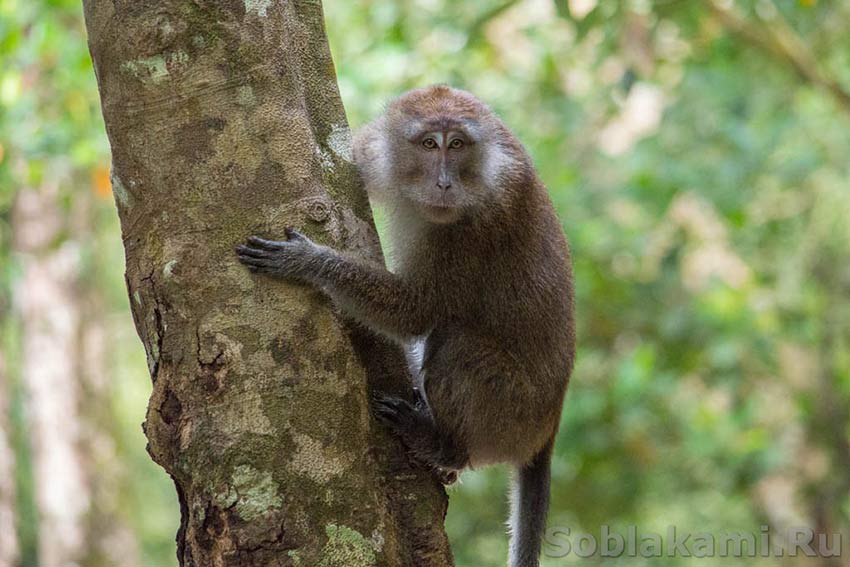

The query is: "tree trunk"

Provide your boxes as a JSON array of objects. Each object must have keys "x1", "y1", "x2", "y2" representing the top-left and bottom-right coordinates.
[
  {"x1": 82, "y1": 2, "x2": 453, "y2": 566},
  {"x1": 0, "y1": 351, "x2": 18, "y2": 567},
  {"x1": 14, "y1": 185, "x2": 91, "y2": 567},
  {"x1": 13, "y1": 184, "x2": 142, "y2": 567},
  {"x1": 73, "y1": 194, "x2": 143, "y2": 567}
]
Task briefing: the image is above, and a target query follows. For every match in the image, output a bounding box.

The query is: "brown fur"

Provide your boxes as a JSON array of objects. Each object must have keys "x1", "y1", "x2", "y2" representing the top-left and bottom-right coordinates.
[
  {"x1": 356, "y1": 86, "x2": 574, "y2": 465},
  {"x1": 237, "y1": 85, "x2": 575, "y2": 567}
]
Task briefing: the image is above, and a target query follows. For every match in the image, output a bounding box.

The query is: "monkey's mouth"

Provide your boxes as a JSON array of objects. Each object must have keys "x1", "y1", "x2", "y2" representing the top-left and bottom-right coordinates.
[{"x1": 420, "y1": 204, "x2": 461, "y2": 224}]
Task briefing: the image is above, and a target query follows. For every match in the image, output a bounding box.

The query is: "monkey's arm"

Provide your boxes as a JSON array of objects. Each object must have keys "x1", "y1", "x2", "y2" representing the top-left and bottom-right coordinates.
[{"x1": 236, "y1": 230, "x2": 435, "y2": 339}]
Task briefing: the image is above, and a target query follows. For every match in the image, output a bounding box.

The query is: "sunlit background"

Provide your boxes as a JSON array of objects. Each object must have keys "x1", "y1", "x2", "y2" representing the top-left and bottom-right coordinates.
[{"x1": 1, "y1": 0, "x2": 849, "y2": 566}]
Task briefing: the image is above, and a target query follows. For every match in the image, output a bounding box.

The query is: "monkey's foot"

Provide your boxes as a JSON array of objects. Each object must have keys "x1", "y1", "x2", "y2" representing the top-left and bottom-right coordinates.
[
  {"x1": 411, "y1": 386, "x2": 427, "y2": 411},
  {"x1": 372, "y1": 393, "x2": 423, "y2": 438},
  {"x1": 372, "y1": 393, "x2": 466, "y2": 482}
]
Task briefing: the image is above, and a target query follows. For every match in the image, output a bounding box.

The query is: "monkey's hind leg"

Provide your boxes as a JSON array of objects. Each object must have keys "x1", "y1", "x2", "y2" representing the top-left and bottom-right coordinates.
[{"x1": 372, "y1": 393, "x2": 467, "y2": 484}]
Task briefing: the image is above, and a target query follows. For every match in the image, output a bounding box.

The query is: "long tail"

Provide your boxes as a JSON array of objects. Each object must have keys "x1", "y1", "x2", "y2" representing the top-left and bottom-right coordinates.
[{"x1": 508, "y1": 440, "x2": 553, "y2": 567}]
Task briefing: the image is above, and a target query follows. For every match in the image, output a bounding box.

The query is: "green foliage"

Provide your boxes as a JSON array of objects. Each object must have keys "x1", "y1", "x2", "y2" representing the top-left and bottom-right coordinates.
[{"x1": 1, "y1": 0, "x2": 848, "y2": 565}]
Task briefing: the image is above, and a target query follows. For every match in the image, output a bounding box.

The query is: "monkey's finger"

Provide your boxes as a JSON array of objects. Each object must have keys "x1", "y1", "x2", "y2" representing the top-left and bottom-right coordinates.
[
  {"x1": 372, "y1": 400, "x2": 403, "y2": 425},
  {"x1": 372, "y1": 406, "x2": 399, "y2": 424},
  {"x1": 235, "y1": 245, "x2": 276, "y2": 259},
  {"x1": 373, "y1": 396, "x2": 420, "y2": 431},
  {"x1": 372, "y1": 393, "x2": 401, "y2": 409},
  {"x1": 372, "y1": 393, "x2": 413, "y2": 412},
  {"x1": 412, "y1": 387, "x2": 426, "y2": 409},
  {"x1": 246, "y1": 236, "x2": 288, "y2": 250},
  {"x1": 240, "y1": 261, "x2": 268, "y2": 274},
  {"x1": 237, "y1": 254, "x2": 279, "y2": 268},
  {"x1": 387, "y1": 395, "x2": 415, "y2": 411},
  {"x1": 371, "y1": 392, "x2": 393, "y2": 403},
  {"x1": 284, "y1": 228, "x2": 306, "y2": 242}
]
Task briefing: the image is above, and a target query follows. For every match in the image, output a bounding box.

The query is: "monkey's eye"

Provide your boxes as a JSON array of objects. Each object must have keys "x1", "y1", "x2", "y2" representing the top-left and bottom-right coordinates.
[
  {"x1": 449, "y1": 138, "x2": 464, "y2": 149},
  {"x1": 422, "y1": 138, "x2": 438, "y2": 149}
]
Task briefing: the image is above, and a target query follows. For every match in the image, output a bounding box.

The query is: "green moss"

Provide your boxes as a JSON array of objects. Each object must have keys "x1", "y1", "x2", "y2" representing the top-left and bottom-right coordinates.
[
  {"x1": 236, "y1": 85, "x2": 256, "y2": 107},
  {"x1": 110, "y1": 173, "x2": 131, "y2": 208},
  {"x1": 244, "y1": 0, "x2": 272, "y2": 17},
  {"x1": 172, "y1": 49, "x2": 189, "y2": 65},
  {"x1": 326, "y1": 123, "x2": 353, "y2": 163},
  {"x1": 213, "y1": 485, "x2": 238, "y2": 509},
  {"x1": 163, "y1": 260, "x2": 177, "y2": 279},
  {"x1": 317, "y1": 524, "x2": 377, "y2": 567},
  {"x1": 121, "y1": 55, "x2": 167, "y2": 82},
  {"x1": 121, "y1": 50, "x2": 189, "y2": 84},
  {"x1": 287, "y1": 550, "x2": 303, "y2": 566},
  {"x1": 230, "y1": 465, "x2": 282, "y2": 521}
]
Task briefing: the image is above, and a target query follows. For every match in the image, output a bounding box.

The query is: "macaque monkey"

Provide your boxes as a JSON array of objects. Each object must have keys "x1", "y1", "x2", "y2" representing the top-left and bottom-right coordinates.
[{"x1": 237, "y1": 85, "x2": 575, "y2": 567}]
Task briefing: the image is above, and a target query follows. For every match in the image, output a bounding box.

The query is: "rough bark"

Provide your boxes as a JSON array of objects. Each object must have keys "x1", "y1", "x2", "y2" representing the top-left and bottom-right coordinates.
[{"x1": 82, "y1": 1, "x2": 453, "y2": 566}]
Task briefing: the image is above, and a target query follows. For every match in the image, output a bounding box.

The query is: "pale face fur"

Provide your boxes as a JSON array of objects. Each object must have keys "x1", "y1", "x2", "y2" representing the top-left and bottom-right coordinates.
[{"x1": 354, "y1": 85, "x2": 520, "y2": 226}]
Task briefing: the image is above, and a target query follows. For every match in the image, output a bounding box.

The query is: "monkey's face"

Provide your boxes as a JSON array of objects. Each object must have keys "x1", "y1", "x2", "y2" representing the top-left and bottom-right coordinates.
[{"x1": 394, "y1": 121, "x2": 487, "y2": 224}]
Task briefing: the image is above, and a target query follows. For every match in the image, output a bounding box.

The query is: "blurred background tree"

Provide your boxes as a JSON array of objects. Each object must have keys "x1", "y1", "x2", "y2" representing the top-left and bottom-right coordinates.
[{"x1": 1, "y1": 0, "x2": 848, "y2": 566}]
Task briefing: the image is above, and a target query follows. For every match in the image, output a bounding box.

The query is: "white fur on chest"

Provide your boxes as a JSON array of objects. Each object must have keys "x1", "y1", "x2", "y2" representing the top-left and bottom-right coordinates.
[{"x1": 383, "y1": 200, "x2": 430, "y2": 275}]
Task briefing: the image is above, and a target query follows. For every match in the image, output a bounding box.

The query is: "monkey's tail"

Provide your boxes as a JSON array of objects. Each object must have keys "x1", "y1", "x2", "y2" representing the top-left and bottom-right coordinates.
[{"x1": 508, "y1": 439, "x2": 553, "y2": 567}]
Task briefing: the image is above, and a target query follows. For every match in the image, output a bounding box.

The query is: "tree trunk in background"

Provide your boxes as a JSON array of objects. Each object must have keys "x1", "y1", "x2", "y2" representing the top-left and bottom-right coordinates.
[
  {"x1": 73, "y1": 316, "x2": 142, "y2": 567},
  {"x1": 0, "y1": 352, "x2": 18, "y2": 567},
  {"x1": 13, "y1": 185, "x2": 141, "y2": 567},
  {"x1": 14, "y1": 185, "x2": 90, "y2": 567},
  {"x1": 82, "y1": 1, "x2": 453, "y2": 566},
  {"x1": 72, "y1": 194, "x2": 142, "y2": 567}
]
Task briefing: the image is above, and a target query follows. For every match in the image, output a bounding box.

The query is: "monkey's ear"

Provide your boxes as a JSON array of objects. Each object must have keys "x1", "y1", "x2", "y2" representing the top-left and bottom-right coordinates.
[
  {"x1": 352, "y1": 117, "x2": 393, "y2": 200},
  {"x1": 352, "y1": 118, "x2": 380, "y2": 162}
]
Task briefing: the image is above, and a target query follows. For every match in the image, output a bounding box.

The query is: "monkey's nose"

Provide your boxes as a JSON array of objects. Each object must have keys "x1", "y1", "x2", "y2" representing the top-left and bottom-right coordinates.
[{"x1": 437, "y1": 181, "x2": 452, "y2": 190}]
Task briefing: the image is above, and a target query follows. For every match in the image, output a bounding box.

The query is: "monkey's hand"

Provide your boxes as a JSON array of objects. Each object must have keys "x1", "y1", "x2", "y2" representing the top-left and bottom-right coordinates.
[
  {"x1": 236, "y1": 229, "x2": 326, "y2": 281},
  {"x1": 240, "y1": 230, "x2": 434, "y2": 339}
]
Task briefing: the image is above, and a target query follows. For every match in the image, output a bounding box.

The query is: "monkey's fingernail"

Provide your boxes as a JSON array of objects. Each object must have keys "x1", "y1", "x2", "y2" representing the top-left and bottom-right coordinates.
[{"x1": 286, "y1": 228, "x2": 305, "y2": 241}]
